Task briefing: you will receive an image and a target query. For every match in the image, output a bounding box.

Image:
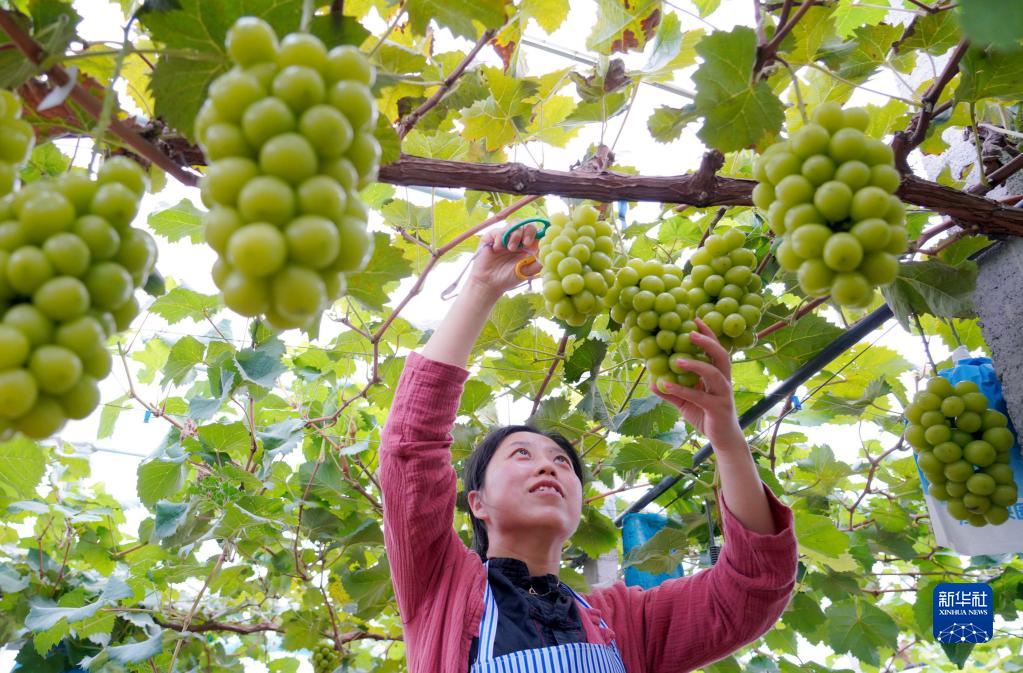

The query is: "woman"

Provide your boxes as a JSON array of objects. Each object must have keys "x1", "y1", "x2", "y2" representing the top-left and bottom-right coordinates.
[{"x1": 379, "y1": 221, "x2": 798, "y2": 673}]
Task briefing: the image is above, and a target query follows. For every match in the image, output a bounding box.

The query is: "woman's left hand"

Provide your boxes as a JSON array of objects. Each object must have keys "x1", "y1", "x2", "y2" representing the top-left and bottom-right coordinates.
[{"x1": 650, "y1": 318, "x2": 747, "y2": 452}]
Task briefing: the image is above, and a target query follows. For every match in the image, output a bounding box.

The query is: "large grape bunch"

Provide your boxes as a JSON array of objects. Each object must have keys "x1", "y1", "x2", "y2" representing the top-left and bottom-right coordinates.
[
  {"x1": 538, "y1": 205, "x2": 616, "y2": 327},
  {"x1": 678, "y1": 225, "x2": 765, "y2": 351},
  {"x1": 906, "y1": 376, "x2": 1019, "y2": 527},
  {"x1": 606, "y1": 258, "x2": 710, "y2": 392},
  {"x1": 753, "y1": 102, "x2": 908, "y2": 308},
  {"x1": 312, "y1": 643, "x2": 340, "y2": 673},
  {"x1": 195, "y1": 17, "x2": 379, "y2": 331},
  {"x1": 0, "y1": 157, "x2": 154, "y2": 439},
  {"x1": 0, "y1": 91, "x2": 33, "y2": 197}
]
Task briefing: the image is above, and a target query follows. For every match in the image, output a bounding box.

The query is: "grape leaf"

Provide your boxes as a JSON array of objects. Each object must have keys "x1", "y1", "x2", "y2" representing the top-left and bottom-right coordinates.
[
  {"x1": 587, "y1": 0, "x2": 663, "y2": 54},
  {"x1": 880, "y1": 259, "x2": 978, "y2": 330},
  {"x1": 0, "y1": 437, "x2": 47, "y2": 500},
  {"x1": 956, "y1": 46, "x2": 1023, "y2": 102},
  {"x1": 612, "y1": 395, "x2": 678, "y2": 437},
  {"x1": 748, "y1": 308, "x2": 844, "y2": 379},
  {"x1": 825, "y1": 598, "x2": 899, "y2": 667},
  {"x1": 406, "y1": 0, "x2": 508, "y2": 40},
  {"x1": 149, "y1": 287, "x2": 222, "y2": 325},
  {"x1": 832, "y1": 0, "x2": 888, "y2": 40},
  {"x1": 647, "y1": 104, "x2": 698, "y2": 143},
  {"x1": 898, "y1": 7, "x2": 961, "y2": 55},
  {"x1": 162, "y1": 336, "x2": 205, "y2": 386},
  {"x1": 523, "y1": 0, "x2": 570, "y2": 34},
  {"x1": 461, "y1": 66, "x2": 539, "y2": 151},
  {"x1": 148, "y1": 199, "x2": 203, "y2": 243},
  {"x1": 959, "y1": 0, "x2": 1023, "y2": 50},
  {"x1": 692, "y1": 27, "x2": 785, "y2": 152},
  {"x1": 136, "y1": 459, "x2": 187, "y2": 507},
  {"x1": 344, "y1": 232, "x2": 414, "y2": 310},
  {"x1": 151, "y1": 501, "x2": 189, "y2": 540},
  {"x1": 571, "y1": 507, "x2": 618, "y2": 557},
  {"x1": 564, "y1": 338, "x2": 608, "y2": 383}
]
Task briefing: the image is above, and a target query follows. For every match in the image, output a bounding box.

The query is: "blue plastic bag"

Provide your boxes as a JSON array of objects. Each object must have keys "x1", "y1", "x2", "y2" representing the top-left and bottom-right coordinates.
[{"x1": 621, "y1": 512, "x2": 685, "y2": 589}]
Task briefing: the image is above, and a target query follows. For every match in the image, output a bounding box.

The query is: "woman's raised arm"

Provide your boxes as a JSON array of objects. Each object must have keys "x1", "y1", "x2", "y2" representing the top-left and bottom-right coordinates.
[{"x1": 378, "y1": 220, "x2": 541, "y2": 624}]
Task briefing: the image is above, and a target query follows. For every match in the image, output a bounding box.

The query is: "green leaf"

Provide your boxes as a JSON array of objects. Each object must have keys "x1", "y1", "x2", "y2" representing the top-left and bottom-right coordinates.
[
  {"x1": 458, "y1": 380, "x2": 494, "y2": 416},
  {"x1": 564, "y1": 338, "x2": 608, "y2": 383},
  {"x1": 940, "y1": 641, "x2": 976, "y2": 669},
  {"x1": 784, "y1": 4, "x2": 836, "y2": 64},
  {"x1": 407, "y1": 0, "x2": 507, "y2": 40},
  {"x1": 611, "y1": 437, "x2": 690, "y2": 477},
  {"x1": 794, "y1": 511, "x2": 850, "y2": 558},
  {"x1": 477, "y1": 294, "x2": 536, "y2": 352},
  {"x1": 692, "y1": 28, "x2": 785, "y2": 152},
  {"x1": 148, "y1": 199, "x2": 204, "y2": 243},
  {"x1": 959, "y1": 0, "x2": 1023, "y2": 50},
  {"x1": 825, "y1": 598, "x2": 899, "y2": 667},
  {"x1": 162, "y1": 335, "x2": 205, "y2": 386},
  {"x1": 587, "y1": 0, "x2": 663, "y2": 54},
  {"x1": 149, "y1": 287, "x2": 222, "y2": 325},
  {"x1": 956, "y1": 46, "x2": 1023, "y2": 102},
  {"x1": 98, "y1": 394, "x2": 130, "y2": 440},
  {"x1": 151, "y1": 501, "x2": 189, "y2": 540},
  {"x1": 25, "y1": 578, "x2": 133, "y2": 631},
  {"x1": 571, "y1": 507, "x2": 619, "y2": 557},
  {"x1": 0, "y1": 437, "x2": 47, "y2": 499},
  {"x1": 647, "y1": 104, "x2": 698, "y2": 143},
  {"x1": 832, "y1": 0, "x2": 888, "y2": 39},
  {"x1": 899, "y1": 8, "x2": 961, "y2": 55},
  {"x1": 107, "y1": 631, "x2": 165, "y2": 664},
  {"x1": 748, "y1": 308, "x2": 844, "y2": 379},
  {"x1": 136, "y1": 459, "x2": 187, "y2": 508},
  {"x1": 345, "y1": 233, "x2": 414, "y2": 310},
  {"x1": 821, "y1": 23, "x2": 903, "y2": 83},
  {"x1": 235, "y1": 336, "x2": 287, "y2": 389},
  {"x1": 21, "y1": 143, "x2": 71, "y2": 183},
  {"x1": 460, "y1": 66, "x2": 539, "y2": 151},
  {"x1": 880, "y1": 259, "x2": 978, "y2": 330},
  {"x1": 612, "y1": 395, "x2": 678, "y2": 437},
  {"x1": 259, "y1": 418, "x2": 306, "y2": 457},
  {"x1": 523, "y1": 0, "x2": 570, "y2": 33},
  {"x1": 343, "y1": 559, "x2": 394, "y2": 619}
]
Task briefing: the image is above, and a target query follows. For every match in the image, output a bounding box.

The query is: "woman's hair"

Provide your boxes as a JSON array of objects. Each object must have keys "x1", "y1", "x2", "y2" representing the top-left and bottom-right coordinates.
[{"x1": 462, "y1": 425, "x2": 585, "y2": 559}]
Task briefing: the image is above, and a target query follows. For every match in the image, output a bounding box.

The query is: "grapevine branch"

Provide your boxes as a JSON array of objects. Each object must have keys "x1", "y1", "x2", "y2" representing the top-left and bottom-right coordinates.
[
  {"x1": 531, "y1": 333, "x2": 569, "y2": 418},
  {"x1": 0, "y1": 9, "x2": 201, "y2": 186},
  {"x1": 891, "y1": 39, "x2": 970, "y2": 172},
  {"x1": 152, "y1": 617, "x2": 397, "y2": 642},
  {"x1": 396, "y1": 27, "x2": 498, "y2": 138},
  {"x1": 377, "y1": 156, "x2": 1023, "y2": 236}
]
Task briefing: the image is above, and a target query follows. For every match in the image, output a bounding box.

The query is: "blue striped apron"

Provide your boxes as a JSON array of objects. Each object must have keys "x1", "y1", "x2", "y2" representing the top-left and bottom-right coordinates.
[{"x1": 470, "y1": 561, "x2": 628, "y2": 673}]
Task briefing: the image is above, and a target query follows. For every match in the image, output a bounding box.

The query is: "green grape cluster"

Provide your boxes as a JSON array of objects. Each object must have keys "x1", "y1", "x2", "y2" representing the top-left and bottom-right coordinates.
[
  {"x1": 0, "y1": 91, "x2": 34, "y2": 197},
  {"x1": 678, "y1": 225, "x2": 765, "y2": 351},
  {"x1": 538, "y1": 205, "x2": 616, "y2": 327},
  {"x1": 906, "y1": 376, "x2": 1019, "y2": 527},
  {"x1": 195, "y1": 16, "x2": 379, "y2": 331},
  {"x1": 0, "y1": 157, "x2": 154, "y2": 439},
  {"x1": 606, "y1": 258, "x2": 711, "y2": 392},
  {"x1": 753, "y1": 102, "x2": 908, "y2": 308},
  {"x1": 312, "y1": 643, "x2": 340, "y2": 673}
]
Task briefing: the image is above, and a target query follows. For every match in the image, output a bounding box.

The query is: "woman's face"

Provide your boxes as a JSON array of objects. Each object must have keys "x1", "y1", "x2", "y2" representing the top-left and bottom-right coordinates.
[{"x1": 468, "y1": 431, "x2": 584, "y2": 546}]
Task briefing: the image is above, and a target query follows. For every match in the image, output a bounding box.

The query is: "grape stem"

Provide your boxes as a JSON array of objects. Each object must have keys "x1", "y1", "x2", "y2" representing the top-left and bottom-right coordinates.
[
  {"x1": 530, "y1": 332, "x2": 570, "y2": 418},
  {"x1": 912, "y1": 312, "x2": 938, "y2": 372},
  {"x1": 698, "y1": 206, "x2": 730, "y2": 247}
]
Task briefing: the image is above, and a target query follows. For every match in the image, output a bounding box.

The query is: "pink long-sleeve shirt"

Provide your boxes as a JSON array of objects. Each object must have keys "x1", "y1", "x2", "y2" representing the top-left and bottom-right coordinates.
[{"x1": 379, "y1": 351, "x2": 799, "y2": 673}]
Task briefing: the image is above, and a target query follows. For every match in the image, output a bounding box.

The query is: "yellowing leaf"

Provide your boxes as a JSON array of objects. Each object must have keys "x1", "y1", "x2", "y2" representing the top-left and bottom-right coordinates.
[
  {"x1": 460, "y1": 66, "x2": 538, "y2": 151},
  {"x1": 587, "y1": 0, "x2": 663, "y2": 54},
  {"x1": 524, "y1": 0, "x2": 570, "y2": 34},
  {"x1": 407, "y1": 0, "x2": 508, "y2": 40},
  {"x1": 524, "y1": 95, "x2": 580, "y2": 147}
]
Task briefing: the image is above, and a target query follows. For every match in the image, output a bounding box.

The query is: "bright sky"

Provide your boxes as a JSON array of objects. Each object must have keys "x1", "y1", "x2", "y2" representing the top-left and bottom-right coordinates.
[{"x1": 4, "y1": 1, "x2": 1005, "y2": 671}]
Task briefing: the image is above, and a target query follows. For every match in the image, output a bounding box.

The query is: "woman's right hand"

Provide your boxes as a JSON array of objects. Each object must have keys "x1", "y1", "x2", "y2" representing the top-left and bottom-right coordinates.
[{"x1": 468, "y1": 221, "x2": 542, "y2": 296}]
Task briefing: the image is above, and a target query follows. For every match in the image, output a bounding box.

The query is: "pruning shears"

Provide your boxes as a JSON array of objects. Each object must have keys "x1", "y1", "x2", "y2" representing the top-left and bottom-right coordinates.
[{"x1": 500, "y1": 217, "x2": 551, "y2": 280}]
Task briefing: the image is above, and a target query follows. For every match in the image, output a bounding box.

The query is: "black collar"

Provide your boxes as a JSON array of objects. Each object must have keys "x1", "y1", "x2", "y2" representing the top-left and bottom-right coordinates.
[{"x1": 488, "y1": 557, "x2": 565, "y2": 596}]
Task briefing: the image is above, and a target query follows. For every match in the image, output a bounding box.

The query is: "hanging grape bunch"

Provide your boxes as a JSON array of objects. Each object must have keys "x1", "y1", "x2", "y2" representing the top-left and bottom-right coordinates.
[
  {"x1": 312, "y1": 643, "x2": 340, "y2": 673},
  {"x1": 606, "y1": 258, "x2": 707, "y2": 392},
  {"x1": 753, "y1": 102, "x2": 907, "y2": 308},
  {"x1": 0, "y1": 91, "x2": 33, "y2": 197},
  {"x1": 678, "y1": 225, "x2": 765, "y2": 351},
  {"x1": 906, "y1": 376, "x2": 1019, "y2": 527},
  {"x1": 196, "y1": 17, "x2": 379, "y2": 331},
  {"x1": 538, "y1": 204, "x2": 616, "y2": 327},
  {"x1": 0, "y1": 157, "x2": 154, "y2": 439}
]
